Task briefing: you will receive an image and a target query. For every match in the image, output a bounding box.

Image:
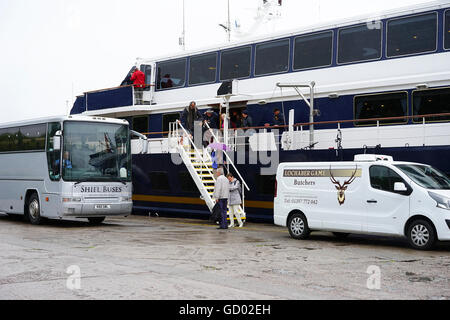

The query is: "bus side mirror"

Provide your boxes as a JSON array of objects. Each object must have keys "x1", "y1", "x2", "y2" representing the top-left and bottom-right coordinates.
[
  {"x1": 120, "y1": 168, "x2": 127, "y2": 179},
  {"x1": 53, "y1": 131, "x2": 62, "y2": 150}
]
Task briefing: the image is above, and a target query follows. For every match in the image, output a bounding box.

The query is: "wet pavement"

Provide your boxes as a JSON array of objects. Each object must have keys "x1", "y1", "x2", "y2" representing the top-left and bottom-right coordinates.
[{"x1": 0, "y1": 213, "x2": 449, "y2": 300}]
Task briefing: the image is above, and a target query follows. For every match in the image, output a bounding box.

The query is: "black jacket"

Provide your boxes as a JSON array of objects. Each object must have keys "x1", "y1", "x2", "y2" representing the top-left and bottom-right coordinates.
[
  {"x1": 180, "y1": 106, "x2": 203, "y2": 133},
  {"x1": 203, "y1": 112, "x2": 219, "y2": 129}
]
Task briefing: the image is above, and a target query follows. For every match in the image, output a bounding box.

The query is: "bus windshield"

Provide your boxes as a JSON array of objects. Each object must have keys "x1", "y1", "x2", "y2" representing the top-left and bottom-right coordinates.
[
  {"x1": 395, "y1": 164, "x2": 450, "y2": 190},
  {"x1": 62, "y1": 121, "x2": 131, "y2": 183}
]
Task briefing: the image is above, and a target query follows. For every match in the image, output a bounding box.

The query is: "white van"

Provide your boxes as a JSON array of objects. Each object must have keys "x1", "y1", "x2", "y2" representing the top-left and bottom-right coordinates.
[{"x1": 274, "y1": 155, "x2": 450, "y2": 250}]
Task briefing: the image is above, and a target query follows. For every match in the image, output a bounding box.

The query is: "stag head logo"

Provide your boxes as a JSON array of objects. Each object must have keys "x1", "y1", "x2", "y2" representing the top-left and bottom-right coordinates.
[{"x1": 330, "y1": 166, "x2": 358, "y2": 206}]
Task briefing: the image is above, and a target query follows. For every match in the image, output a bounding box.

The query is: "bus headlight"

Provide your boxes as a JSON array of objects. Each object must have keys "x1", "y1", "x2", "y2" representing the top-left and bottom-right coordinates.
[
  {"x1": 62, "y1": 197, "x2": 82, "y2": 203},
  {"x1": 428, "y1": 192, "x2": 450, "y2": 210},
  {"x1": 121, "y1": 196, "x2": 132, "y2": 202}
]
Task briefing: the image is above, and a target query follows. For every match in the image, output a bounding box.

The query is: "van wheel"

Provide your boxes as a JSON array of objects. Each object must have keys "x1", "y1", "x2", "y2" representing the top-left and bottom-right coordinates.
[
  {"x1": 88, "y1": 217, "x2": 105, "y2": 225},
  {"x1": 27, "y1": 193, "x2": 42, "y2": 225},
  {"x1": 407, "y1": 220, "x2": 436, "y2": 250},
  {"x1": 333, "y1": 232, "x2": 350, "y2": 239},
  {"x1": 288, "y1": 213, "x2": 310, "y2": 240}
]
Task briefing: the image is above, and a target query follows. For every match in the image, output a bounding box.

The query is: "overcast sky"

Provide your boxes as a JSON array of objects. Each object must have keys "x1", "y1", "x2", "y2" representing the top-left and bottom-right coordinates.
[{"x1": 0, "y1": 0, "x2": 440, "y2": 124}]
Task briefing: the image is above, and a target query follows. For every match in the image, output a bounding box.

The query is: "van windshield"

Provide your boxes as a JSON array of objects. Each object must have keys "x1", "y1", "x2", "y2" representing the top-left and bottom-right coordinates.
[{"x1": 395, "y1": 165, "x2": 450, "y2": 190}]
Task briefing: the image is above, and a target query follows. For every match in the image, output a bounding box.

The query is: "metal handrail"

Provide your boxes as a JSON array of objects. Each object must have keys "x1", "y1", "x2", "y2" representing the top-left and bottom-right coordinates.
[
  {"x1": 204, "y1": 122, "x2": 250, "y2": 192},
  {"x1": 174, "y1": 121, "x2": 216, "y2": 183},
  {"x1": 84, "y1": 84, "x2": 154, "y2": 95}
]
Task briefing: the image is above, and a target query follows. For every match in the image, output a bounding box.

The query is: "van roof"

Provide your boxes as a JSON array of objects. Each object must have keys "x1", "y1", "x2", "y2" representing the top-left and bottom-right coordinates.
[{"x1": 278, "y1": 160, "x2": 429, "y2": 168}]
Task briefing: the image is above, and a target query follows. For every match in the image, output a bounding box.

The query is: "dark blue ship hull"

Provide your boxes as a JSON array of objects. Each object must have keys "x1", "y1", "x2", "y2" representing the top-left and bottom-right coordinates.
[{"x1": 131, "y1": 145, "x2": 450, "y2": 222}]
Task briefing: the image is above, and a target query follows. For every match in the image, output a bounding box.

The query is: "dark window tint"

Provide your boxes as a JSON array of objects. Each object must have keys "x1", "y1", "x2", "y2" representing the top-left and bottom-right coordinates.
[
  {"x1": 355, "y1": 92, "x2": 407, "y2": 126},
  {"x1": 47, "y1": 122, "x2": 62, "y2": 181},
  {"x1": 370, "y1": 165, "x2": 405, "y2": 193},
  {"x1": 338, "y1": 24, "x2": 382, "y2": 63},
  {"x1": 132, "y1": 116, "x2": 148, "y2": 133},
  {"x1": 0, "y1": 128, "x2": 12, "y2": 152},
  {"x1": 387, "y1": 13, "x2": 437, "y2": 57},
  {"x1": 156, "y1": 59, "x2": 186, "y2": 90},
  {"x1": 220, "y1": 47, "x2": 251, "y2": 81},
  {"x1": 0, "y1": 124, "x2": 46, "y2": 152},
  {"x1": 178, "y1": 171, "x2": 200, "y2": 194},
  {"x1": 189, "y1": 53, "x2": 217, "y2": 85},
  {"x1": 255, "y1": 175, "x2": 276, "y2": 195},
  {"x1": 149, "y1": 172, "x2": 170, "y2": 191},
  {"x1": 20, "y1": 124, "x2": 46, "y2": 151},
  {"x1": 141, "y1": 65, "x2": 152, "y2": 86},
  {"x1": 294, "y1": 31, "x2": 333, "y2": 70},
  {"x1": 162, "y1": 113, "x2": 180, "y2": 137},
  {"x1": 255, "y1": 39, "x2": 289, "y2": 76},
  {"x1": 445, "y1": 10, "x2": 450, "y2": 50},
  {"x1": 413, "y1": 88, "x2": 450, "y2": 122}
]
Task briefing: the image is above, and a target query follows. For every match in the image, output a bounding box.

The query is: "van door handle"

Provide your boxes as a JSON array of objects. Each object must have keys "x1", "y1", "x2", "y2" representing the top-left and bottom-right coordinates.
[{"x1": 367, "y1": 200, "x2": 378, "y2": 204}]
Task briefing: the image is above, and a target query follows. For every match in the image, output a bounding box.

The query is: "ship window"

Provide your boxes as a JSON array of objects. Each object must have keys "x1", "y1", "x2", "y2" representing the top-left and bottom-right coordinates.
[
  {"x1": 189, "y1": 53, "x2": 217, "y2": 85},
  {"x1": 140, "y1": 65, "x2": 152, "y2": 86},
  {"x1": 149, "y1": 172, "x2": 170, "y2": 191},
  {"x1": 156, "y1": 58, "x2": 186, "y2": 90},
  {"x1": 162, "y1": 113, "x2": 180, "y2": 137},
  {"x1": 255, "y1": 175, "x2": 276, "y2": 195},
  {"x1": 387, "y1": 12, "x2": 437, "y2": 57},
  {"x1": 220, "y1": 46, "x2": 251, "y2": 81},
  {"x1": 354, "y1": 92, "x2": 407, "y2": 126},
  {"x1": 445, "y1": 10, "x2": 450, "y2": 50},
  {"x1": 132, "y1": 116, "x2": 148, "y2": 134},
  {"x1": 255, "y1": 39, "x2": 289, "y2": 76},
  {"x1": 294, "y1": 31, "x2": 333, "y2": 70},
  {"x1": 338, "y1": 23, "x2": 382, "y2": 64},
  {"x1": 413, "y1": 88, "x2": 450, "y2": 123},
  {"x1": 178, "y1": 171, "x2": 201, "y2": 195}
]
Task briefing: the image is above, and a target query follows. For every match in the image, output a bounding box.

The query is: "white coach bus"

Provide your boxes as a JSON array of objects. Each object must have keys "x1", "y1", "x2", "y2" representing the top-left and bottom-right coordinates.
[{"x1": 0, "y1": 115, "x2": 133, "y2": 225}]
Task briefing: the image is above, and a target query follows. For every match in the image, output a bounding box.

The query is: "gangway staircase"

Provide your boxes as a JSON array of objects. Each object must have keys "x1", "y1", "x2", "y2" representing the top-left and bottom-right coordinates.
[{"x1": 169, "y1": 121, "x2": 248, "y2": 222}]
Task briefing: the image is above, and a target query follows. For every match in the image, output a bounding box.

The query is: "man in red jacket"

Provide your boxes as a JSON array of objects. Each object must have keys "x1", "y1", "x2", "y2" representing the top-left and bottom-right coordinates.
[{"x1": 131, "y1": 68, "x2": 146, "y2": 105}]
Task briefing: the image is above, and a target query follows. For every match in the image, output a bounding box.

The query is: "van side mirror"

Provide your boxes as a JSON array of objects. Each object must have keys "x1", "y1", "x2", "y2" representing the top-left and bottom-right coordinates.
[{"x1": 394, "y1": 182, "x2": 407, "y2": 192}]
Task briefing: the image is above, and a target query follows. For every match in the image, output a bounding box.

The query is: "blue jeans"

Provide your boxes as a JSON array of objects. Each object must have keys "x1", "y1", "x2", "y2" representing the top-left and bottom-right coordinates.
[{"x1": 218, "y1": 199, "x2": 228, "y2": 229}]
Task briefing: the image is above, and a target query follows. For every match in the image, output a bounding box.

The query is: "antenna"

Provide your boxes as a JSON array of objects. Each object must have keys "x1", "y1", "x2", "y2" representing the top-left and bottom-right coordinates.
[
  {"x1": 179, "y1": 0, "x2": 186, "y2": 50},
  {"x1": 227, "y1": 0, "x2": 231, "y2": 42}
]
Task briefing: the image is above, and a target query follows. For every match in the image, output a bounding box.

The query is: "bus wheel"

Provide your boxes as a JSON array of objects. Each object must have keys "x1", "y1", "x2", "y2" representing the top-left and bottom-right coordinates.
[
  {"x1": 88, "y1": 217, "x2": 105, "y2": 225},
  {"x1": 407, "y1": 219, "x2": 436, "y2": 250},
  {"x1": 27, "y1": 193, "x2": 42, "y2": 225},
  {"x1": 288, "y1": 213, "x2": 310, "y2": 240}
]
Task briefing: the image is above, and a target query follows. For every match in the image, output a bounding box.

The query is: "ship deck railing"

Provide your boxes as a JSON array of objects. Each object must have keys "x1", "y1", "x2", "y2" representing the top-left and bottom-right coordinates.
[
  {"x1": 72, "y1": 84, "x2": 154, "y2": 113},
  {"x1": 141, "y1": 112, "x2": 450, "y2": 149}
]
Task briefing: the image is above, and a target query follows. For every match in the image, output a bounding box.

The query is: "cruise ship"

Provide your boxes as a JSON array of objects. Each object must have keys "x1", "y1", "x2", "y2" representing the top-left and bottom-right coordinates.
[{"x1": 70, "y1": 1, "x2": 450, "y2": 222}]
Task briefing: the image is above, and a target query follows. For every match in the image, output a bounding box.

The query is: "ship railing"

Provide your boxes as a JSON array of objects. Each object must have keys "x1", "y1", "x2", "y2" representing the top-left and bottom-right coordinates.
[
  {"x1": 148, "y1": 112, "x2": 450, "y2": 151},
  {"x1": 170, "y1": 121, "x2": 216, "y2": 182},
  {"x1": 79, "y1": 84, "x2": 154, "y2": 112},
  {"x1": 204, "y1": 121, "x2": 251, "y2": 193}
]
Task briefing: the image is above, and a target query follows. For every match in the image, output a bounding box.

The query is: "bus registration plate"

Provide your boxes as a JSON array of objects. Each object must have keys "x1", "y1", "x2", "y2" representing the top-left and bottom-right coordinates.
[{"x1": 95, "y1": 205, "x2": 111, "y2": 210}]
